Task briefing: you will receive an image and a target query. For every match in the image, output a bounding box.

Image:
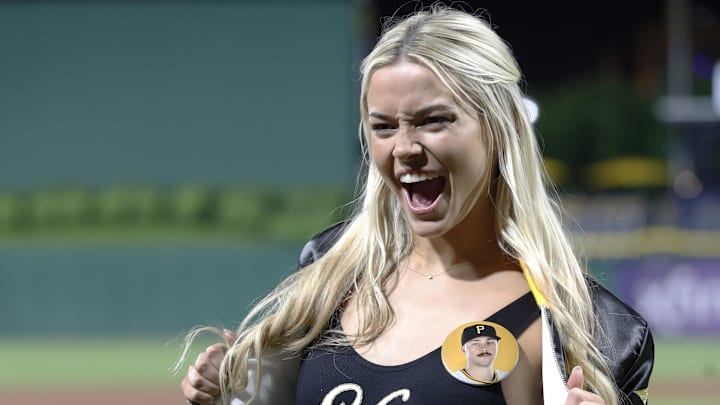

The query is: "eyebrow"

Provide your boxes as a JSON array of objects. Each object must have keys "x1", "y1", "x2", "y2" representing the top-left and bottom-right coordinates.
[
  {"x1": 368, "y1": 104, "x2": 455, "y2": 120},
  {"x1": 469, "y1": 337, "x2": 497, "y2": 343}
]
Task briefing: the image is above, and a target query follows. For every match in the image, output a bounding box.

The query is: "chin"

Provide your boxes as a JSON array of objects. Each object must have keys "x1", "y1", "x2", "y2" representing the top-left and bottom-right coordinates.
[
  {"x1": 403, "y1": 206, "x2": 461, "y2": 239},
  {"x1": 406, "y1": 218, "x2": 451, "y2": 238}
]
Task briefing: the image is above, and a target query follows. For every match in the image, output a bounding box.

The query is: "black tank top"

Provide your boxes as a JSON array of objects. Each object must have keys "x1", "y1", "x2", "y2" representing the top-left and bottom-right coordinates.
[{"x1": 296, "y1": 292, "x2": 539, "y2": 405}]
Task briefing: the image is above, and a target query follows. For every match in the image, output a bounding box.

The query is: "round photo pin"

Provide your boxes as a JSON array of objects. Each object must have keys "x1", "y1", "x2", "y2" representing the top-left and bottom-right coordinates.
[{"x1": 440, "y1": 321, "x2": 519, "y2": 386}]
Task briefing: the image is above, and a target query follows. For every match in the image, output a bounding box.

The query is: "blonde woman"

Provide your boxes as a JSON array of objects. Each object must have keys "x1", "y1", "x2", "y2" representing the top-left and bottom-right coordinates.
[{"x1": 180, "y1": 6, "x2": 653, "y2": 405}]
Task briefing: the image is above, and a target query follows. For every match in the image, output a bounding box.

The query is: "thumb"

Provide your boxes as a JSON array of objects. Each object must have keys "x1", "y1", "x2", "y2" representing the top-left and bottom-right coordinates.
[
  {"x1": 223, "y1": 328, "x2": 237, "y2": 345},
  {"x1": 567, "y1": 366, "x2": 584, "y2": 390}
]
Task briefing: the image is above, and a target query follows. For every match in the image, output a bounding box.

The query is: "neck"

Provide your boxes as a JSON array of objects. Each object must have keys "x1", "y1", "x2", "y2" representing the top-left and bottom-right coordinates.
[
  {"x1": 407, "y1": 197, "x2": 519, "y2": 278},
  {"x1": 465, "y1": 365, "x2": 496, "y2": 382},
  {"x1": 410, "y1": 228, "x2": 515, "y2": 279}
]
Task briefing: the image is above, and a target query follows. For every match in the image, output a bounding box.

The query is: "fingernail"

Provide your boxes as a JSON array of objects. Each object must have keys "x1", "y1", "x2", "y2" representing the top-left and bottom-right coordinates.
[{"x1": 573, "y1": 365, "x2": 582, "y2": 373}]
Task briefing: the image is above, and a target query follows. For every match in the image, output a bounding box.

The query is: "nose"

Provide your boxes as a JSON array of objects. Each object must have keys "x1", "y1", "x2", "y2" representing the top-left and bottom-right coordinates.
[{"x1": 392, "y1": 126, "x2": 423, "y2": 161}]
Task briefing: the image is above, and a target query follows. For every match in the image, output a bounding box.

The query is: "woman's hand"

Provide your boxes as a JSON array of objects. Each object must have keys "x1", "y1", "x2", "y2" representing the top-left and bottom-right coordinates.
[
  {"x1": 565, "y1": 366, "x2": 606, "y2": 405},
  {"x1": 181, "y1": 329, "x2": 236, "y2": 405}
]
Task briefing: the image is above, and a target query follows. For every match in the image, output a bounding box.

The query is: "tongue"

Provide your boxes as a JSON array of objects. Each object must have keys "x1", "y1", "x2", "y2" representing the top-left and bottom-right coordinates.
[{"x1": 410, "y1": 178, "x2": 445, "y2": 207}]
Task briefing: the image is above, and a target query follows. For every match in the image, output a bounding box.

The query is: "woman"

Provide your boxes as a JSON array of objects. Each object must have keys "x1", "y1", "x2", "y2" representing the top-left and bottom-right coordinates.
[{"x1": 180, "y1": 6, "x2": 653, "y2": 405}]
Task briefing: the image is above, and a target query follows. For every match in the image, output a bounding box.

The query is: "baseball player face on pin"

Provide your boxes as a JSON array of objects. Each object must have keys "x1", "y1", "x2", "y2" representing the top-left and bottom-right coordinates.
[
  {"x1": 462, "y1": 336, "x2": 499, "y2": 368},
  {"x1": 441, "y1": 321, "x2": 519, "y2": 386}
]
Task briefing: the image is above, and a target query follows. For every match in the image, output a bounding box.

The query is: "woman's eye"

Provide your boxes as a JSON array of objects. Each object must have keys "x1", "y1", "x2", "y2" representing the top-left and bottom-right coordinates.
[
  {"x1": 370, "y1": 123, "x2": 396, "y2": 136},
  {"x1": 423, "y1": 115, "x2": 454, "y2": 128}
]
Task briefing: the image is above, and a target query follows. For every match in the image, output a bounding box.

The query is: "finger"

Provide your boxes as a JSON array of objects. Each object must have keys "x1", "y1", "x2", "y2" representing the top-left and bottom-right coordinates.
[
  {"x1": 194, "y1": 347, "x2": 224, "y2": 379},
  {"x1": 182, "y1": 382, "x2": 215, "y2": 405},
  {"x1": 187, "y1": 364, "x2": 221, "y2": 395},
  {"x1": 182, "y1": 366, "x2": 218, "y2": 405},
  {"x1": 207, "y1": 342, "x2": 229, "y2": 358},
  {"x1": 565, "y1": 367, "x2": 606, "y2": 405},
  {"x1": 204, "y1": 343, "x2": 229, "y2": 365},
  {"x1": 223, "y1": 328, "x2": 237, "y2": 344},
  {"x1": 567, "y1": 365, "x2": 583, "y2": 390},
  {"x1": 566, "y1": 387, "x2": 605, "y2": 405}
]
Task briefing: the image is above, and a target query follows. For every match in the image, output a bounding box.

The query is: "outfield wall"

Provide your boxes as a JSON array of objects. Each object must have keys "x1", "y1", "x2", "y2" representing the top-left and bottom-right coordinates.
[{"x1": 0, "y1": 242, "x2": 305, "y2": 335}]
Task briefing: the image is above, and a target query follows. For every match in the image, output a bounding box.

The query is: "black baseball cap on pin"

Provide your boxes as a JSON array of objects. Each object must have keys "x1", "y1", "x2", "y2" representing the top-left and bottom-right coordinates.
[{"x1": 461, "y1": 324, "x2": 502, "y2": 345}]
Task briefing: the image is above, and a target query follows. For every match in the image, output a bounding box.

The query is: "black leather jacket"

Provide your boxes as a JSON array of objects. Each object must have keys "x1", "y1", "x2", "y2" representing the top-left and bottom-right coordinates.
[{"x1": 298, "y1": 222, "x2": 654, "y2": 404}]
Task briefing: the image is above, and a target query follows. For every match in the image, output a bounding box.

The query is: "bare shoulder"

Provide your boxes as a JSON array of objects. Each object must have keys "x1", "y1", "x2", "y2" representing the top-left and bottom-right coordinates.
[{"x1": 501, "y1": 316, "x2": 543, "y2": 405}]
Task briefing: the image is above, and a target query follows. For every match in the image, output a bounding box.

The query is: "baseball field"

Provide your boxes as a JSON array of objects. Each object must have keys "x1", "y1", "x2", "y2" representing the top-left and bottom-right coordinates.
[{"x1": 0, "y1": 336, "x2": 717, "y2": 404}]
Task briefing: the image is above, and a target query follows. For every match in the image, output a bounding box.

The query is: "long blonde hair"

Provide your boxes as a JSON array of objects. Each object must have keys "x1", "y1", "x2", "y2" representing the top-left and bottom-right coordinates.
[{"x1": 186, "y1": 6, "x2": 619, "y2": 404}]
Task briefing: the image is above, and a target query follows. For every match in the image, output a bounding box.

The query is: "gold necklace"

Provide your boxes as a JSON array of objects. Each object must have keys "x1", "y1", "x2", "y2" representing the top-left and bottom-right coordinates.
[{"x1": 405, "y1": 262, "x2": 470, "y2": 280}]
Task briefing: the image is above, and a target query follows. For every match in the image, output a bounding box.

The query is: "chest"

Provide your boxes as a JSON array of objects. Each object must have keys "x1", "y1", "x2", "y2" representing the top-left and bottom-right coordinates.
[
  {"x1": 295, "y1": 301, "x2": 541, "y2": 405},
  {"x1": 343, "y1": 272, "x2": 532, "y2": 365},
  {"x1": 295, "y1": 282, "x2": 543, "y2": 405},
  {"x1": 296, "y1": 346, "x2": 507, "y2": 405}
]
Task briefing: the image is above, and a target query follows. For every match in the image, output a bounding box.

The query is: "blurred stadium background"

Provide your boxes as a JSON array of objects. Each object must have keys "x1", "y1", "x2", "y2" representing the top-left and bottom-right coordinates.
[{"x1": 1, "y1": 0, "x2": 718, "y2": 403}]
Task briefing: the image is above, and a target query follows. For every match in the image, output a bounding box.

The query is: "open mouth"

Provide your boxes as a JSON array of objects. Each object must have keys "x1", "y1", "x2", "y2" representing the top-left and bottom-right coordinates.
[{"x1": 399, "y1": 173, "x2": 446, "y2": 212}]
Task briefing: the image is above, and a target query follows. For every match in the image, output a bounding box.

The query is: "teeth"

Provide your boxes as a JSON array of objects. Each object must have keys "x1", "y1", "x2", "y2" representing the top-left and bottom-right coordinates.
[{"x1": 399, "y1": 173, "x2": 440, "y2": 184}]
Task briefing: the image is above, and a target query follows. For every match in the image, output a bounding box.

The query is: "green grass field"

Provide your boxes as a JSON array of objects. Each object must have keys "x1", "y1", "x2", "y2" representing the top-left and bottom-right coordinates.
[
  {"x1": 653, "y1": 338, "x2": 720, "y2": 379},
  {"x1": 0, "y1": 336, "x2": 718, "y2": 402},
  {"x1": 0, "y1": 335, "x2": 215, "y2": 389}
]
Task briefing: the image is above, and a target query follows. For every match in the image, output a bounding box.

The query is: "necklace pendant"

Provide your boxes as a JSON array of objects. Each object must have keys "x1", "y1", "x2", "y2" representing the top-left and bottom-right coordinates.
[{"x1": 428, "y1": 275, "x2": 434, "y2": 280}]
